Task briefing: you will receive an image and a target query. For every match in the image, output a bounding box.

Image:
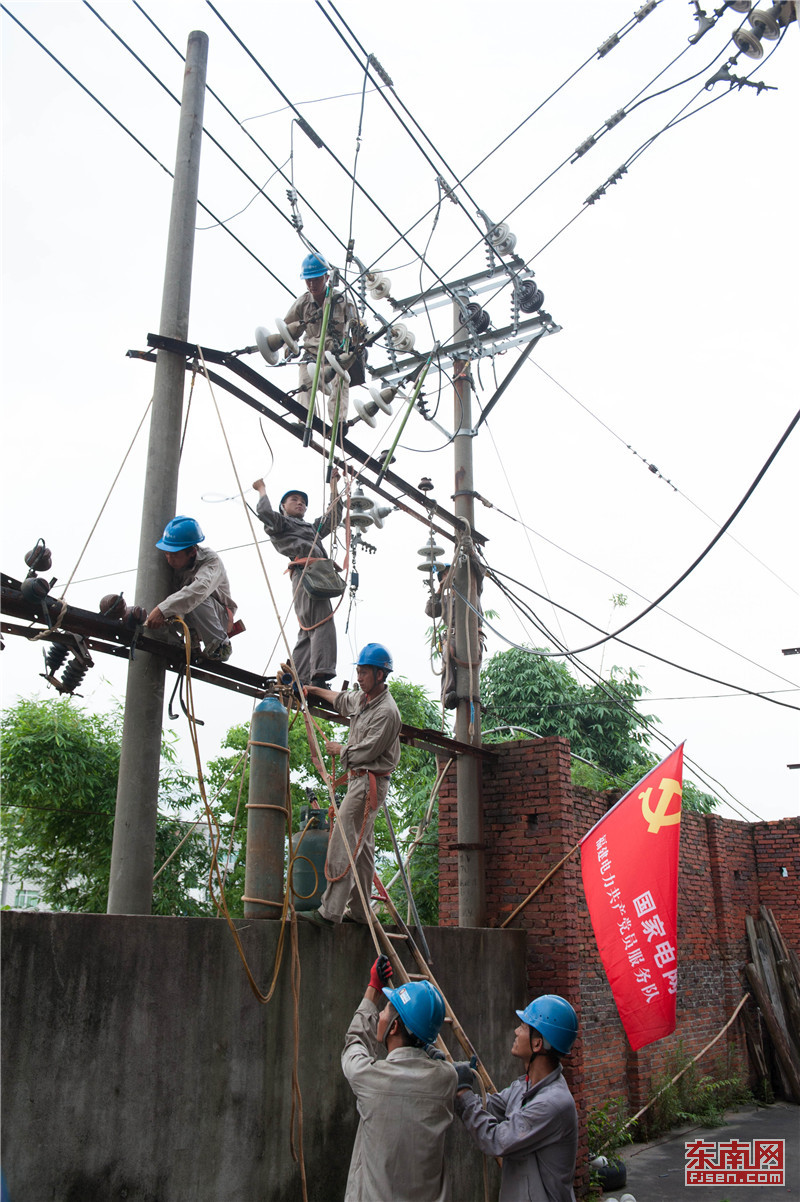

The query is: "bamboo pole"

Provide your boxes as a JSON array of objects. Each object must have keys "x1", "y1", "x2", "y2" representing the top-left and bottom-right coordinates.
[
  {"x1": 597, "y1": 993, "x2": 751, "y2": 1150},
  {"x1": 500, "y1": 844, "x2": 580, "y2": 929}
]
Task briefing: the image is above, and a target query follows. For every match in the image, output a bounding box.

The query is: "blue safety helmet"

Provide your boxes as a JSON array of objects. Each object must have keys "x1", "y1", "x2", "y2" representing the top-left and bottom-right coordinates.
[
  {"x1": 156, "y1": 516, "x2": 205, "y2": 552},
  {"x1": 357, "y1": 643, "x2": 393, "y2": 674},
  {"x1": 515, "y1": 995, "x2": 578, "y2": 1056},
  {"x1": 280, "y1": 489, "x2": 309, "y2": 512},
  {"x1": 301, "y1": 252, "x2": 330, "y2": 279},
  {"x1": 384, "y1": 980, "x2": 446, "y2": 1045}
]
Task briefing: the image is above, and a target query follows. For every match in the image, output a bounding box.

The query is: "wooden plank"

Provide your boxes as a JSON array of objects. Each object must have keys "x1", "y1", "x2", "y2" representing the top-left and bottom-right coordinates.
[
  {"x1": 745, "y1": 914, "x2": 761, "y2": 970},
  {"x1": 741, "y1": 1002, "x2": 769, "y2": 1084},
  {"x1": 776, "y1": 960, "x2": 800, "y2": 1058},
  {"x1": 746, "y1": 963, "x2": 800, "y2": 1103}
]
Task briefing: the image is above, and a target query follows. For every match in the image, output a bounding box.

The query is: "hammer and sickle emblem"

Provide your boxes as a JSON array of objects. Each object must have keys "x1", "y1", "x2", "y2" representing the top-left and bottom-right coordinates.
[{"x1": 640, "y1": 777, "x2": 682, "y2": 834}]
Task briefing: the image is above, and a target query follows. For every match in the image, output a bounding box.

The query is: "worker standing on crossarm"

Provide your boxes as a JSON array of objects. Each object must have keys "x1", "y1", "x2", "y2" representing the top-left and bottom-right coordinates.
[
  {"x1": 454, "y1": 995, "x2": 579, "y2": 1202},
  {"x1": 253, "y1": 473, "x2": 343, "y2": 687},
  {"x1": 145, "y1": 516, "x2": 236, "y2": 662},
  {"x1": 342, "y1": 955, "x2": 456, "y2": 1201},
  {"x1": 302, "y1": 643, "x2": 401, "y2": 925},
  {"x1": 284, "y1": 252, "x2": 358, "y2": 425}
]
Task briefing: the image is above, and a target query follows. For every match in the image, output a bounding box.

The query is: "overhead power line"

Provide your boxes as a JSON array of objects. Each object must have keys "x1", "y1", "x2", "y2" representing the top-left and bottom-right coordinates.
[
  {"x1": 516, "y1": 356, "x2": 798, "y2": 598},
  {"x1": 472, "y1": 493, "x2": 799, "y2": 690},
  {"x1": 498, "y1": 407, "x2": 800, "y2": 658},
  {"x1": 131, "y1": 0, "x2": 350, "y2": 260},
  {"x1": 205, "y1": 0, "x2": 461, "y2": 306},
  {"x1": 484, "y1": 567, "x2": 800, "y2": 714},
  {"x1": 484, "y1": 578, "x2": 764, "y2": 821},
  {"x1": 0, "y1": 4, "x2": 291, "y2": 293}
]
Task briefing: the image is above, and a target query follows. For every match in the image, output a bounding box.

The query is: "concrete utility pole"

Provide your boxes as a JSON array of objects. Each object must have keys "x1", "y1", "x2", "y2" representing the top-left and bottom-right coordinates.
[
  {"x1": 452, "y1": 298, "x2": 486, "y2": 928},
  {"x1": 108, "y1": 31, "x2": 209, "y2": 915}
]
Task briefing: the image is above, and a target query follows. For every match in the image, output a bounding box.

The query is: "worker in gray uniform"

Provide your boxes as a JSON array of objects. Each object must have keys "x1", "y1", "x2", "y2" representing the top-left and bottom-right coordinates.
[
  {"x1": 455, "y1": 995, "x2": 579, "y2": 1202},
  {"x1": 146, "y1": 515, "x2": 236, "y2": 662},
  {"x1": 284, "y1": 251, "x2": 358, "y2": 425},
  {"x1": 253, "y1": 473, "x2": 342, "y2": 687},
  {"x1": 342, "y1": 956, "x2": 456, "y2": 1202},
  {"x1": 303, "y1": 643, "x2": 401, "y2": 925}
]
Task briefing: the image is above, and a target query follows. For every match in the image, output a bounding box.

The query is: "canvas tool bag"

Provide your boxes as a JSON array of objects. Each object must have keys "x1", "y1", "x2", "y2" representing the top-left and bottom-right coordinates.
[{"x1": 292, "y1": 557, "x2": 346, "y2": 600}]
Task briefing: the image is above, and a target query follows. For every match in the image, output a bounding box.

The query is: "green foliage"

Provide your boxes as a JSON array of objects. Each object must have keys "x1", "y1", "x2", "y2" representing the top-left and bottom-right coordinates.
[
  {"x1": 376, "y1": 678, "x2": 445, "y2": 925},
  {"x1": 587, "y1": 1096, "x2": 635, "y2": 1158},
  {"x1": 204, "y1": 707, "x2": 336, "y2": 916},
  {"x1": 1, "y1": 697, "x2": 212, "y2": 915},
  {"x1": 571, "y1": 757, "x2": 717, "y2": 815},
  {"x1": 481, "y1": 647, "x2": 717, "y2": 813},
  {"x1": 205, "y1": 678, "x2": 444, "y2": 924},
  {"x1": 481, "y1": 646, "x2": 657, "y2": 777},
  {"x1": 638, "y1": 1043, "x2": 752, "y2": 1139}
]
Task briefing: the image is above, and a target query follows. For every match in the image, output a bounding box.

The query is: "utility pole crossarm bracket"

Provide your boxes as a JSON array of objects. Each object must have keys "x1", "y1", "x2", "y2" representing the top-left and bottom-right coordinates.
[{"x1": 135, "y1": 335, "x2": 489, "y2": 547}]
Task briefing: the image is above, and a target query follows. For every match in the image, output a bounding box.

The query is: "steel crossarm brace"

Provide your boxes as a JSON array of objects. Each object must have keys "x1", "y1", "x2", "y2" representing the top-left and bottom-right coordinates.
[
  {"x1": 305, "y1": 700, "x2": 497, "y2": 762},
  {"x1": 1, "y1": 578, "x2": 275, "y2": 700},
  {"x1": 133, "y1": 336, "x2": 487, "y2": 547},
  {"x1": 369, "y1": 313, "x2": 557, "y2": 379},
  {"x1": 3, "y1": 577, "x2": 495, "y2": 755}
]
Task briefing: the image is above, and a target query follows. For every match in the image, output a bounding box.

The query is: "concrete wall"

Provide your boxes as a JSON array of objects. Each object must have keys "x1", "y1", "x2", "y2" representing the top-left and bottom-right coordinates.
[{"x1": 1, "y1": 912, "x2": 526, "y2": 1202}]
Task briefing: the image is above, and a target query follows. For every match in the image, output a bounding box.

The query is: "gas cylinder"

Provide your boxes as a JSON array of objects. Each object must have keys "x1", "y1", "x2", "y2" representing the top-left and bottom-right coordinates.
[{"x1": 289, "y1": 805, "x2": 330, "y2": 911}]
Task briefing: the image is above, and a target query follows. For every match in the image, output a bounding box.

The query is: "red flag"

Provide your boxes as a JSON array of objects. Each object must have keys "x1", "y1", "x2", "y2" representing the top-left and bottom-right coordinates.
[{"x1": 580, "y1": 745, "x2": 684, "y2": 1051}]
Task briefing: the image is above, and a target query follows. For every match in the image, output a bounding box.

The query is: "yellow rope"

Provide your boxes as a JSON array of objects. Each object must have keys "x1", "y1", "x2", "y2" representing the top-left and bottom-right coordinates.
[{"x1": 195, "y1": 348, "x2": 380, "y2": 955}]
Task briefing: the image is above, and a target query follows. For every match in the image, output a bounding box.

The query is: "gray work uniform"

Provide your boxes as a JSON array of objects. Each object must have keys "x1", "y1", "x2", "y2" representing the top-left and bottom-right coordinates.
[
  {"x1": 284, "y1": 288, "x2": 357, "y2": 423},
  {"x1": 342, "y1": 997, "x2": 456, "y2": 1202},
  {"x1": 424, "y1": 554, "x2": 484, "y2": 710},
  {"x1": 455, "y1": 1067, "x2": 578, "y2": 1202},
  {"x1": 256, "y1": 491, "x2": 341, "y2": 683},
  {"x1": 319, "y1": 687, "x2": 401, "y2": 923},
  {"x1": 158, "y1": 546, "x2": 235, "y2": 655}
]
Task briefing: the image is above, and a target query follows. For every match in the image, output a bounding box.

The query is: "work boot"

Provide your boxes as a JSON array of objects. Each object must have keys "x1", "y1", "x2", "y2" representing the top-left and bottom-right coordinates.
[
  {"x1": 296, "y1": 909, "x2": 334, "y2": 928},
  {"x1": 204, "y1": 639, "x2": 232, "y2": 663}
]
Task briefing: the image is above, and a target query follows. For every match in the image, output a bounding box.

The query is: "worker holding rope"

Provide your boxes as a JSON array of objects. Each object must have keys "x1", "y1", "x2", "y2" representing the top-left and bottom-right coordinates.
[
  {"x1": 342, "y1": 954, "x2": 456, "y2": 1201},
  {"x1": 285, "y1": 252, "x2": 359, "y2": 425},
  {"x1": 146, "y1": 516, "x2": 237, "y2": 662},
  {"x1": 253, "y1": 473, "x2": 343, "y2": 688},
  {"x1": 454, "y1": 995, "x2": 579, "y2": 1202},
  {"x1": 302, "y1": 643, "x2": 401, "y2": 927}
]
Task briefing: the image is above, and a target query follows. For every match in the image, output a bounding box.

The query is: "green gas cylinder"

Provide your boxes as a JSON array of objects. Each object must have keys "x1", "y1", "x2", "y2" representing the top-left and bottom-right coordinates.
[{"x1": 289, "y1": 805, "x2": 330, "y2": 911}]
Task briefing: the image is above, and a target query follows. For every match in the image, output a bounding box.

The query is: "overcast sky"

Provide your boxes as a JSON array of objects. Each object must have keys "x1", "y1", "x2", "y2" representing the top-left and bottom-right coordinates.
[{"x1": 2, "y1": 0, "x2": 798, "y2": 824}]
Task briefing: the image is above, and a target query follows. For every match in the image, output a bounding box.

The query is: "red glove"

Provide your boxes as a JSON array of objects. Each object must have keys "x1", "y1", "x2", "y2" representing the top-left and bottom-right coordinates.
[{"x1": 369, "y1": 954, "x2": 393, "y2": 992}]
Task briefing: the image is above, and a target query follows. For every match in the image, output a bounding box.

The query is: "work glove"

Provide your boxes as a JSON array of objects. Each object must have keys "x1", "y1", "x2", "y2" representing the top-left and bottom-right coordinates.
[
  {"x1": 368, "y1": 954, "x2": 393, "y2": 992},
  {"x1": 425, "y1": 1043, "x2": 447, "y2": 1061},
  {"x1": 454, "y1": 1055, "x2": 479, "y2": 1092}
]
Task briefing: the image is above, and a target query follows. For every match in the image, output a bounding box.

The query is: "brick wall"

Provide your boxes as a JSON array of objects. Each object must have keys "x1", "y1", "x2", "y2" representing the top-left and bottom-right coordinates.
[{"x1": 439, "y1": 738, "x2": 799, "y2": 1160}]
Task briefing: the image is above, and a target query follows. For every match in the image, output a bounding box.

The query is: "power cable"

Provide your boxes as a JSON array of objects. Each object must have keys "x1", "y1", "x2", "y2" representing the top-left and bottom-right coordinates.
[
  {"x1": 1, "y1": 5, "x2": 292, "y2": 294},
  {"x1": 478, "y1": 575, "x2": 762, "y2": 817},
  {"x1": 83, "y1": 1, "x2": 299, "y2": 294},
  {"x1": 205, "y1": 1, "x2": 462, "y2": 306},
  {"x1": 131, "y1": 0, "x2": 349, "y2": 259},
  {"x1": 316, "y1": 2, "x2": 505, "y2": 261},
  {"x1": 133, "y1": 1, "x2": 448, "y2": 347},
  {"x1": 356, "y1": 0, "x2": 665, "y2": 273},
  {"x1": 519, "y1": 356, "x2": 798, "y2": 598},
  {"x1": 382, "y1": 16, "x2": 784, "y2": 331},
  {"x1": 486, "y1": 566, "x2": 785, "y2": 818},
  {"x1": 492, "y1": 407, "x2": 800, "y2": 658},
  {"x1": 485, "y1": 565, "x2": 800, "y2": 714},
  {"x1": 521, "y1": 31, "x2": 789, "y2": 268},
  {"x1": 473, "y1": 497, "x2": 799, "y2": 690}
]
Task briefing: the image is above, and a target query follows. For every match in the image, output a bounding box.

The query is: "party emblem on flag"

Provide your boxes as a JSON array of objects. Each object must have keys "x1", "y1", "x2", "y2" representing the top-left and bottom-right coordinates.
[{"x1": 580, "y1": 745, "x2": 685, "y2": 1051}]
